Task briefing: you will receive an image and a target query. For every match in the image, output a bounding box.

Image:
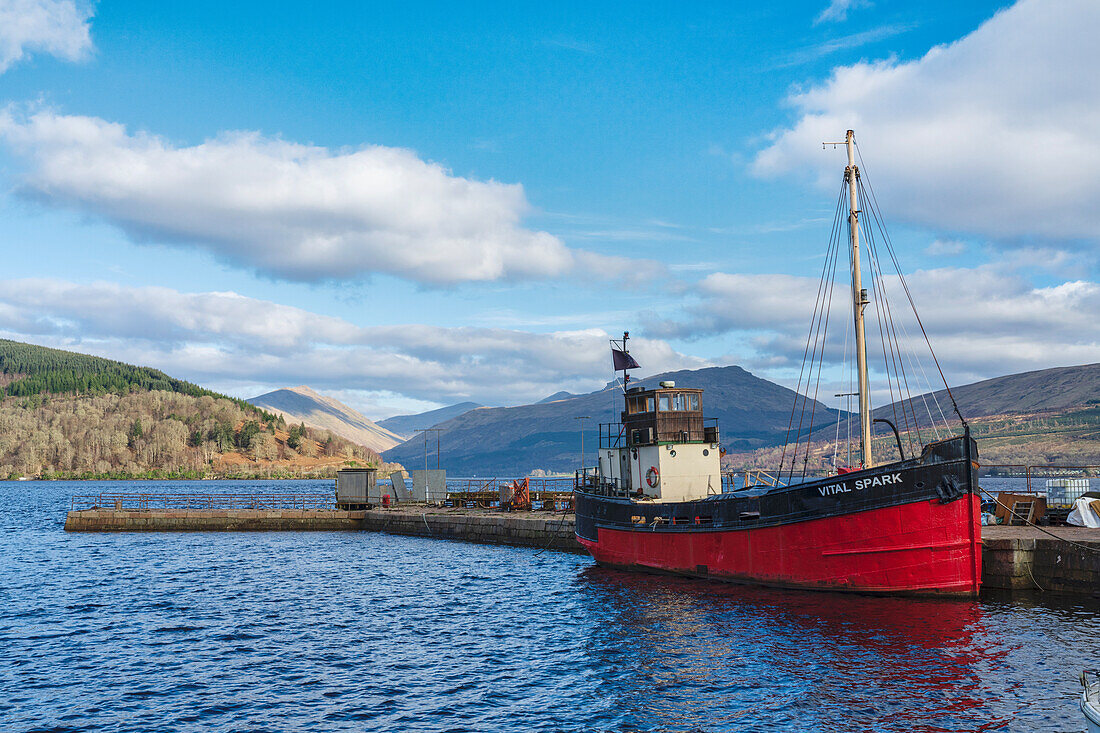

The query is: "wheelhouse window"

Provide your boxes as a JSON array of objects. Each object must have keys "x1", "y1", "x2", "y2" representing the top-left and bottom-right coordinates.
[
  {"x1": 658, "y1": 394, "x2": 671, "y2": 412},
  {"x1": 672, "y1": 392, "x2": 687, "y2": 411},
  {"x1": 690, "y1": 393, "x2": 700, "y2": 411}
]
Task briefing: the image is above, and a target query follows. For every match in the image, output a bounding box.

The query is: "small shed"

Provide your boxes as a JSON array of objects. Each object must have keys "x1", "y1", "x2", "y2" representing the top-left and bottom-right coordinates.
[{"x1": 336, "y1": 468, "x2": 379, "y2": 508}]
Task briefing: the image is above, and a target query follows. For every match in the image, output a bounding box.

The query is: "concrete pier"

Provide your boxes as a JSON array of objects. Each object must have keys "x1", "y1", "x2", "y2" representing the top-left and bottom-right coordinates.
[
  {"x1": 65, "y1": 507, "x2": 1100, "y2": 596},
  {"x1": 64, "y1": 508, "x2": 369, "y2": 532},
  {"x1": 64, "y1": 507, "x2": 580, "y2": 552},
  {"x1": 979, "y1": 525, "x2": 1100, "y2": 596},
  {"x1": 358, "y1": 509, "x2": 580, "y2": 553}
]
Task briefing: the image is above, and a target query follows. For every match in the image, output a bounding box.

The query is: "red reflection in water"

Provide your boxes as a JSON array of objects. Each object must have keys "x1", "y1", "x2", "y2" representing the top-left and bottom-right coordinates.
[{"x1": 578, "y1": 568, "x2": 1009, "y2": 732}]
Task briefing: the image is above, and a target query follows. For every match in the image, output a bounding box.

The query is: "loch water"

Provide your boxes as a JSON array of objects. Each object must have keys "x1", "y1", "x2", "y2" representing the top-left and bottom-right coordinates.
[{"x1": 2, "y1": 479, "x2": 1097, "y2": 733}]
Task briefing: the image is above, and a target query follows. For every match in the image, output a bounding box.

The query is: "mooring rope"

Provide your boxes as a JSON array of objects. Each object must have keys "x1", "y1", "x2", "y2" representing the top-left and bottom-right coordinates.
[
  {"x1": 533, "y1": 511, "x2": 574, "y2": 557},
  {"x1": 1025, "y1": 562, "x2": 1045, "y2": 592}
]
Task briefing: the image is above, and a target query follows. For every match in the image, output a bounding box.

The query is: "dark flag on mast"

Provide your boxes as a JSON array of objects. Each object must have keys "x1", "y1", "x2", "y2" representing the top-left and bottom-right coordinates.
[
  {"x1": 611, "y1": 331, "x2": 638, "y2": 389},
  {"x1": 612, "y1": 348, "x2": 640, "y2": 371}
]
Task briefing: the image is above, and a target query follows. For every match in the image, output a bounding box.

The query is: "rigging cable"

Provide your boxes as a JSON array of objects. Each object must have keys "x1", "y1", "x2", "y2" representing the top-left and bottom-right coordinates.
[
  {"x1": 792, "y1": 194, "x2": 844, "y2": 481},
  {"x1": 833, "y1": 311, "x2": 850, "y2": 468},
  {"x1": 862, "y1": 197, "x2": 920, "y2": 452},
  {"x1": 800, "y1": 218, "x2": 843, "y2": 480},
  {"x1": 862, "y1": 209, "x2": 905, "y2": 459},
  {"x1": 779, "y1": 185, "x2": 846, "y2": 483},
  {"x1": 779, "y1": 186, "x2": 844, "y2": 480},
  {"x1": 857, "y1": 172, "x2": 949, "y2": 438},
  {"x1": 854, "y1": 139, "x2": 968, "y2": 430},
  {"x1": 859, "y1": 174, "x2": 928, "y2": 446},
  {"x1": 858, "y1": 176, "x2": 921, "y2": 453}
]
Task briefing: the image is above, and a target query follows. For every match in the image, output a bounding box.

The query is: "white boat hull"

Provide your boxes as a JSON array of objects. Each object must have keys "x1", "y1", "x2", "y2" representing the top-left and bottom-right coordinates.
[
  {"x1": 1082, "y1": 674, "x2": 1100, "y2": 733},
  {"x1": 1084, "y1": 697, "x2": 1100, "y2": 733}
]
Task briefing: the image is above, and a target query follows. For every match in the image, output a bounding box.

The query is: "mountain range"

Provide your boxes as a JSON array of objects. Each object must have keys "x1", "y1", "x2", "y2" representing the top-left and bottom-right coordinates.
[
  {"x1": 247, "y1": 385, "x2": 405, "y2": 452},
  {"x1": 383, "y1": 361, "x2": 1100, "y2": 476},
  {"x1": 9, "y1": 334, "x2": 1099, "y2": 479},
  {"x1": 382, "y1": 365, "x2": 840, "y2": 476},
  {"x1": 377, "y1": 401, "x2": 484, "y2": 440},
  {"x1": 814, "y1": 363, "x2": 1100, "y2": 442}
]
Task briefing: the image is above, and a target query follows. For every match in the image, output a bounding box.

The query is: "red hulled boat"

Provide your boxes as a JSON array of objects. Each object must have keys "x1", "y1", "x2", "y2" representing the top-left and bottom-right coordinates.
[{"x1": 574, "y1": 131, "x2": 982, "y2": 597}]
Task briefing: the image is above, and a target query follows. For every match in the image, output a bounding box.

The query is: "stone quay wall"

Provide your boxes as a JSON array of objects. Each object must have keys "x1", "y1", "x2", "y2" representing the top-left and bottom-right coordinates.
[
  {"x1": 64, "y1": 508, "x2": 370, "y2": 532},
  {"x1": 980, "y1": 526, "x2": 1100, "y2": 596},
  {"x1": 63, "y1": 507, "x2": 579, "y2": 552},
  {"x1": 357, "y1": 509, "x2": 581, "y2": 553}
]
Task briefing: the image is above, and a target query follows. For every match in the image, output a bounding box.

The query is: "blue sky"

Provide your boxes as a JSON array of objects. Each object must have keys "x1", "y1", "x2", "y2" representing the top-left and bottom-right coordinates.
[{"x1": 1, "y1": 0, "x2": 1097, "y2": 418}]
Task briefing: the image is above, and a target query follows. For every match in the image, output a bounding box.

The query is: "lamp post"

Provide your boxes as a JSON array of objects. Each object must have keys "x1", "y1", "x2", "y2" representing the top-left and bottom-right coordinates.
[{"x1": 415, "y1": 428, "x2": 444, "y2": 469}]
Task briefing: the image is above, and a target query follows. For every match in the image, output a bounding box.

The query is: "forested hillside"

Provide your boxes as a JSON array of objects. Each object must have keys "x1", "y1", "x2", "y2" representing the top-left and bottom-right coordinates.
[
  {"x1": 0, "y1": 390, "x2": 383, "y2": 479},
  {"x1": 0, "y1": 340, "x2": 389, "y2": 479},
  {"x1": 0, "y1": 339, "x2": 252, "y2": 410}
]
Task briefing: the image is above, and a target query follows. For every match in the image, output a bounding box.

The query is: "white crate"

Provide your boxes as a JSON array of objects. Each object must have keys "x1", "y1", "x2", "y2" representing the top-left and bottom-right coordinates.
[{"x1": 1045, "y1": 478, "x2": 1091, "y2": 505}]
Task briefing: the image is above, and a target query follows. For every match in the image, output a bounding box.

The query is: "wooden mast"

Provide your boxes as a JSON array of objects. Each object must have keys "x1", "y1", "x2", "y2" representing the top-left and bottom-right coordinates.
[{"x1": 845, "y1": 130, "x2": 873, "y2": 468}]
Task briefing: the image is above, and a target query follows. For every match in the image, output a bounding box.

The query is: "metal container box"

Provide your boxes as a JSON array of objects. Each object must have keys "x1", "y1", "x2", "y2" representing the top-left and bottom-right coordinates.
[{"x1": 336, "y1": 468, "x2": 379, "y2": 507}]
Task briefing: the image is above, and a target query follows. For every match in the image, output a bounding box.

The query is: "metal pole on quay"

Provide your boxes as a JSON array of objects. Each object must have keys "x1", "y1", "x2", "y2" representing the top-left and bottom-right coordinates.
[
  {"x1": 415, "y1": 428, "x2": 445, "y2": 500},
  {"x1": 575, "y1": 415, "x2": 591, "y2": 475}
]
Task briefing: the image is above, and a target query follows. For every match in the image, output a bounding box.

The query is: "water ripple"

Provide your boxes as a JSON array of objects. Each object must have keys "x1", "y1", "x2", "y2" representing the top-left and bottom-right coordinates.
[{"x1": 1, "y1": 479, "x2": 1096, "y2": 732}]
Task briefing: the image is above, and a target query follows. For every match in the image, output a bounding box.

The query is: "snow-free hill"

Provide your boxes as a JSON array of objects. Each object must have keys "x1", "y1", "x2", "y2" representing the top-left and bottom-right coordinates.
[
  {"x1": 248, "y1": 385, "x2": 404, "y2": 452},
  {"x1": 813, "y1": 363, "x2": 1100, "y2": 441},
  {"x1": 377, "y1": 401, "x2": 484, "y2": 440},
  {"x1": 895, "y1": 363, "x2": 1100, "y2": 420},
  {"x1": 0, "y1": 339, "x2": 381, "y2": 479},
  {"x1": 536, "y1": 391, "x2": 577, "y2": 404},
  {"x1": 783, "y1": 362, "x2": 1100, "y2": 471},
  {"x1": 382, "y1": 365, "x2": 841, "y2": 476}
]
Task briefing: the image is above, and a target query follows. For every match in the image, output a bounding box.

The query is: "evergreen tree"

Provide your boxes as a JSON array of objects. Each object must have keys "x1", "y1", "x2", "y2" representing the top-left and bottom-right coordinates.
[
  {"x1": 128, "y1": 418, "x2": 144, "y2": 447},
  {"x1": 286, "y1": 424, "x2": 302, "y2": 450},
  {"x1": 235, "y1": 421, "x2": 261, "y2": 450}
]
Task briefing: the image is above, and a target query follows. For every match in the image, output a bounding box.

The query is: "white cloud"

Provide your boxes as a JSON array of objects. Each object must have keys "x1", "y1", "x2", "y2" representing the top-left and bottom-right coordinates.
[
  {"x1": 924, "y1": 239, "x2": 966, "y2": 256},
  {"x1": 0, "y1": 0, "x2": 92, "y2": 72},
  {"x1": 648, "y1": 272, "x2": 819, "y2": 337},
  {"x1": 0, "y1": 279, "x2": 709, "y2": 412},
  {"x1": 815, "y1": 0, "x2": 871, "y2": 25},
  {"x1": 755, "y1": 0, "x2": 1100, "y2": 246},
  {"x1": 647, "y1": 264, "x2": 1100, "y2": 388},
  {"x1": 776, "y1": 24, "x2": 913, "y2": 68},
  {"x1": 0, "y1": 110, "x2": 585, "y2": 285}
]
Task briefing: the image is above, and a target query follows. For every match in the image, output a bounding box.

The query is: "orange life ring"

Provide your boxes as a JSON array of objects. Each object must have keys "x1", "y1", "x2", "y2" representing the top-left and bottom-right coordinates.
[{"x1": 646, "y1": 466, "x2": 660, "y2": 488}]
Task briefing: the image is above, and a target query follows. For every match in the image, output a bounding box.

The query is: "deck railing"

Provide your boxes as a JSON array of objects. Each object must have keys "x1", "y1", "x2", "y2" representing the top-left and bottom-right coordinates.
[{"x1": 444, "y1": 476, "x2": 575, "y2": 509}]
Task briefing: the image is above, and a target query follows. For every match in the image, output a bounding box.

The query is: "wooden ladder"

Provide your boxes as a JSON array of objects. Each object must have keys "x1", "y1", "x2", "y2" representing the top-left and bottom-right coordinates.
[{"x1": 1008, "y1": 499, "x2": 1035, "y2": 526}]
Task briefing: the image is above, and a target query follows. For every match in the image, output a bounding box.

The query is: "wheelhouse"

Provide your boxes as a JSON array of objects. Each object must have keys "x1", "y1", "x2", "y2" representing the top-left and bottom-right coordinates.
[{"x1": 586, "y1": 383, "x2": 722, "y2": 503}]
